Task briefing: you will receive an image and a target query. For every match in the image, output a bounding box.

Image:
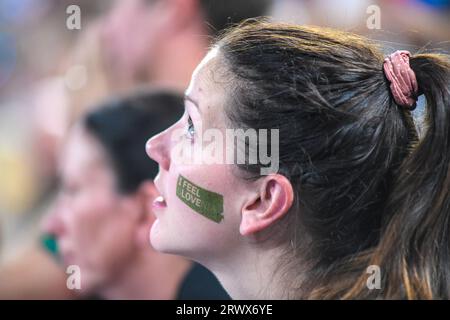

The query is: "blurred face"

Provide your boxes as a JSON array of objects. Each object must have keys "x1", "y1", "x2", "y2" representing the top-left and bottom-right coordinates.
[
  {"x1": 100, "y1": 0, "x2": 167, "y2": 82},
  {"x1": 45, "y1": 126, "x2": 143, "y2": 293},
  {"x1": 146, "y1": 48, "x2": 251, "y2": 265}
]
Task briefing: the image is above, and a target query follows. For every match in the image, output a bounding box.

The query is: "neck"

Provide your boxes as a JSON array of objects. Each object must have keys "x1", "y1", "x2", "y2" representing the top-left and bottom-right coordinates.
[
  {"x1": 99, "y1": 250, "x2": 192, "y2": 300},
  {"x1": 204, "y1": 245, "x2": 295, "y2": 300},
  {"x1": 149, "y1": 22, "x2": 208, "y2": 91}
]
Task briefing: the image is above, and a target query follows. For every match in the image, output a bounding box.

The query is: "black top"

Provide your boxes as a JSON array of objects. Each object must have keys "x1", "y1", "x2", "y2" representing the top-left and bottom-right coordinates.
[{"x1": 176, "y1": 263, "x2": 231, "y2": 300}]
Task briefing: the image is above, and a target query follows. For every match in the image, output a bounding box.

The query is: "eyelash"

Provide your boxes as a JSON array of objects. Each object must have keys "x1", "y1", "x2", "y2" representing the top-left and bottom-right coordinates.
[{"x1": 186, "y1": 115, "x2": 195, "y2": 139}]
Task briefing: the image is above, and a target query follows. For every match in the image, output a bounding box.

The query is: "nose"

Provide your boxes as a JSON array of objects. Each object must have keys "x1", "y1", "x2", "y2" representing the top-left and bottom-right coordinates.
[{"x1": 146, "y1": 130, "x2": 170, "y2": 172}]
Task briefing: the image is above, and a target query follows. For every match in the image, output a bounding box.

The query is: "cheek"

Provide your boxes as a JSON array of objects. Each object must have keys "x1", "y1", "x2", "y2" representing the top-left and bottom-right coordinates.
[
  {"x1": 67, "y1": 190, "x2": 137, "y2": 280},
  {"x1": 156, "y1": 164, "x2": 243, "y2": 257},
  {"x1": 67, "y1": 189, "x2": 121, "y2": 257},
  {"x1": 70, "y1": 190, "x2": 114, "y2": 231}
]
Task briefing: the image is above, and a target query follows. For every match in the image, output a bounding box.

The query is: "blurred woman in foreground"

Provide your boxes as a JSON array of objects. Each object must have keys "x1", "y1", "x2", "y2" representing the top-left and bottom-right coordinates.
[{"x1": 43, "y1": 89, "x2": 228, "y2": 299}]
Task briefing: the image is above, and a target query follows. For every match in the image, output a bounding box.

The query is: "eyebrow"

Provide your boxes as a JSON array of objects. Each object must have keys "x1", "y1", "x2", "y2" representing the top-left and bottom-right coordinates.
[{"x1": 184, "y1": 94, "x2": 201, "y2": 114}]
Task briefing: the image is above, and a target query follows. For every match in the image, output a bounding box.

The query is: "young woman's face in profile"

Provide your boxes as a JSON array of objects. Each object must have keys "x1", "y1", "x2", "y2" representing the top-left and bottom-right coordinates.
[
  {"x1": 44, "y1": 126, "x2": 143, "y2": 293},
  {"x1": 146, "y1": 49, "x2": 253, "y2": 265}
]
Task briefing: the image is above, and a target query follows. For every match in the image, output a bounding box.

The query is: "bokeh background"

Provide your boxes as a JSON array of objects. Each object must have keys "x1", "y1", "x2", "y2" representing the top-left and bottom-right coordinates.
[{"x1": 0, "y1": 0, "x2": 448, "y2": 286}]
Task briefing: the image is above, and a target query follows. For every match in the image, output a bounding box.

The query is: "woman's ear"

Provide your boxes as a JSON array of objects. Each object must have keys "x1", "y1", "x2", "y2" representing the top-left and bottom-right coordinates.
[
  {"x1": 240, "y1": 174, "x2": 294, "y2": 236},
  {"x1": 133, "y1": 181, "x2": 158, "y2": 248}
]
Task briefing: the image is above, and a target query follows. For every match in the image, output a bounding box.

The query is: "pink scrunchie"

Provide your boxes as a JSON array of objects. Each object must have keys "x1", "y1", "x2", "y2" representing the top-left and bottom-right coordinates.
[{"x1": 383, "y1": 50, "x2": 419, "y2": 110}]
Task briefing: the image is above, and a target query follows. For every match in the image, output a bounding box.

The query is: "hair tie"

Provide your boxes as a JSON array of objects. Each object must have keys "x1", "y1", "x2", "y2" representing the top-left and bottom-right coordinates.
[{"x1": 383, "y1": 50, "x2": 418, "y2": 110}]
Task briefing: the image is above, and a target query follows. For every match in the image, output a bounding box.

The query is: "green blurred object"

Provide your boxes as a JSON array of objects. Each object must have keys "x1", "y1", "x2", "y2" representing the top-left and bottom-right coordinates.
[{"x1": 40, "y1": 234, "x2": 59, "y2": 259}]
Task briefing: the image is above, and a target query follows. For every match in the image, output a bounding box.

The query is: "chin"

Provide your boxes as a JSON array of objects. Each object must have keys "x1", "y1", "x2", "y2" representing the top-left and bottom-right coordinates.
[
  {"x1": 149, "y1": 225, "x2": 188, "y2": 257},
  {"x1": 150, "y1": 233, "x2": 177, "y2": 255},
  {"x1": 73, "y1": 262, "x2": 104, "y2": 290},
  {"x1": 149, "y1": 220, "x2": 170, "y2": 252},
  {"x1": 149, "y1": 218, "x2": 212, "y2": 261},
  {"x1": 76, "y1": 277, "x2": 98, "y2": 297}
]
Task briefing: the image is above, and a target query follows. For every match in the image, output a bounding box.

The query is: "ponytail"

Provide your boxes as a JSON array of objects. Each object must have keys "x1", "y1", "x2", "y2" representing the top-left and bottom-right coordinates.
[
  {"x1": 216, "y1": 20, "x2": 449, "y2": 299},
  {"x1": 347, "y1": 53, "x2": 450, "y2": 299}
]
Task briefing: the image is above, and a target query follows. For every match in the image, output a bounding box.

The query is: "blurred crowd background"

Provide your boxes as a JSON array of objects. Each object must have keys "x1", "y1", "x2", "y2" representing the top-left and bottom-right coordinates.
[{"x1": 0, "y1": 0, "x2": 449, "y2": 298}]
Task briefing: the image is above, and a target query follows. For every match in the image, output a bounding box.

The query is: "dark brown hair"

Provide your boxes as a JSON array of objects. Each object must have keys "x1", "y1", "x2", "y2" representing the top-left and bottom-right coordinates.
[
  {"x1": 84, "y1": 89, "x2": 183, "y2": 194},
  {"x1": 215, "y1": 20, "x2": 450, "y2": 299}
]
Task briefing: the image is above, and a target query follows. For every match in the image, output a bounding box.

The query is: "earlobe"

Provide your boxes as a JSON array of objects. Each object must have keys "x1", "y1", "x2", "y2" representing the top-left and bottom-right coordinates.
[{"x1": 240, "y1": 175, "x2": 294, "y2": 236}]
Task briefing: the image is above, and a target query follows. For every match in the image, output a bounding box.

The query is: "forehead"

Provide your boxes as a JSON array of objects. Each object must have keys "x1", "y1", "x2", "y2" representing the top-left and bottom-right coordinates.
[
  {"x1": 187, "y1": 47, "x2": 219, "y2": 90},
  {"x1": 186, "y1": 47, "x2": 228, "y2": 127}
]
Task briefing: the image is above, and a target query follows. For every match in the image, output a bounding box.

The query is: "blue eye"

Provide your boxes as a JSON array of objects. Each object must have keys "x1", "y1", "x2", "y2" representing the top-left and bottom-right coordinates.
[{"x1": 187, "y1": 115, "x2": 195, "y2": 138}]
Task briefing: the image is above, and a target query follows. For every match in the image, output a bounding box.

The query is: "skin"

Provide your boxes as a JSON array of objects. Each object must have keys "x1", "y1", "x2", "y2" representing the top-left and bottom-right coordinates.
[
  {"x1": 0, "y1": 245, "x2": 75, "y2": 299},
  {"x1": 44, "y1": 125, "x2": 190, "y2": 299},
  {"x1": 100, "y1": 0, "x2": 207, "y2": 91},
  {"x1": 146, "y1": 48, "x2": 296, "y2": 299},
  {"x1": 0, "y1": 0, "x2": 215, "y2": 299}
]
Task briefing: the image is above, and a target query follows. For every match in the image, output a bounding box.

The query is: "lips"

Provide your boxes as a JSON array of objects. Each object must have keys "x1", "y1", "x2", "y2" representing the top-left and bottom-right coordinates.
[
  {"x1": 152, "y1": 176, "x2": 167, "y2": 209},
  {"x1": 152, "y1": 195, "x2": 167, "y2": 209}
]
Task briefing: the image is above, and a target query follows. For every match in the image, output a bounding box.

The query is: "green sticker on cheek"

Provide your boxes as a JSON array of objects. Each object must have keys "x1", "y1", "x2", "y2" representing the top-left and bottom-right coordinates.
[{"x1": 176, "y1": 174, "x2": 224, "y2": 223}]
